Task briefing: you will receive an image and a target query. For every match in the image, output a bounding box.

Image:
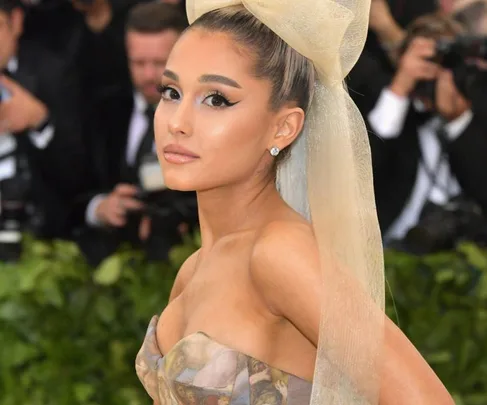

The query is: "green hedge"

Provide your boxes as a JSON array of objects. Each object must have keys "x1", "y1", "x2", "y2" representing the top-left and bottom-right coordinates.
[
  {"x1": 384, "y1": 245, "x2": 487, "y2": 405},
  {"x1": 0, "y1": 235, "x2": 486, "y2": 405}
]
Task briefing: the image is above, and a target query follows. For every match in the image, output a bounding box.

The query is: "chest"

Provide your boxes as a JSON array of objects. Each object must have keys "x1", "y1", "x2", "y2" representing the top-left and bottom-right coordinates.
[{"x1": 156, "y1": 248, "x2": 272, "y2": 356}]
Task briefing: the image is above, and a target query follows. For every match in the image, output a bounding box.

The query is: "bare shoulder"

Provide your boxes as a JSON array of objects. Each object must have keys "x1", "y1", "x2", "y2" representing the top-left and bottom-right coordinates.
[
  {"x1": 169, "y1": 249, "x2": 200, "y2": 302},
  {"x1": 250, "y1": 219, "x2": 322, "y2": 316},
  {"x1": 251, "y1": 218, "x2": 320, "y2": 271},
  {"x1": 253, "y1": 218, "x2": 317, "y2": 254}
]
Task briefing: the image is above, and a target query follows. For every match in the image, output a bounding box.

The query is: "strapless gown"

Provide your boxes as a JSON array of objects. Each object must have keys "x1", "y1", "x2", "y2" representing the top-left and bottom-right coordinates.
[{"x1": 136, "y1": 316, "x2": 312, "y2": 405}]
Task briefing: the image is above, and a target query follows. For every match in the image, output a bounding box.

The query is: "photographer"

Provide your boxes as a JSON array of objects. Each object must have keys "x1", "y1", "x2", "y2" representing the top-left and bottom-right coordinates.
[
  {"x1": 366, "y1": 13, "x2": 487, "y2": 251},
  {"x1": 72, "y1": 2, "x2": 197, "y2": 265},
  {"x1": 0, "y1": 0, "x2": 90, "y2": 238}
]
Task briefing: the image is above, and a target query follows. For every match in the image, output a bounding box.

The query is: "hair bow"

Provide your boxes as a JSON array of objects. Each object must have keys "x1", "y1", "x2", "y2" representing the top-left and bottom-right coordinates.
[{"x1": 186, "y1": 0, "x2": 371, "y2": 85}]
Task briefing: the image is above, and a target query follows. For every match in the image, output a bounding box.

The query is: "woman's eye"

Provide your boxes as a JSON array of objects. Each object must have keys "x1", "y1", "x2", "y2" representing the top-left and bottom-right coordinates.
[
  {"x1": 158, "y1": 85, "x2": 180, "y2": 101},
  {"x1": 204, "y1": 92, "x2": 235, "y2": 108}
]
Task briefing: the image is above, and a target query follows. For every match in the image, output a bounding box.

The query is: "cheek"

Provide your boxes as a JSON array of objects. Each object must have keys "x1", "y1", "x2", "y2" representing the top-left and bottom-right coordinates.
[
  {"x1": 154, "y1": 104, "x2": 168, "y2": 151},
  {"x1": 198, "y1": 107, "x2": 270, "y2": 158},
  {"x1": 197, "y1": 108, "x2": 275, "y2": 186},
  {"x1": 129, "y1": 64, "x2": 142, "y2": 84}
]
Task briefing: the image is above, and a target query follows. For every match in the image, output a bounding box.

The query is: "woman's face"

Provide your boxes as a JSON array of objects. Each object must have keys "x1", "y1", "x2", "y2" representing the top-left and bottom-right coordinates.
[{"x1": 154, "y1": 29, "x2": 280, "y2": 192}]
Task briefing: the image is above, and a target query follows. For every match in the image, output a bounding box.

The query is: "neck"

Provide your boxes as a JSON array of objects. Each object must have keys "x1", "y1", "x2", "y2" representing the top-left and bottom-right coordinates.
[{"x1": 197, "y1": 174, "x2": 282, "y2": 247}]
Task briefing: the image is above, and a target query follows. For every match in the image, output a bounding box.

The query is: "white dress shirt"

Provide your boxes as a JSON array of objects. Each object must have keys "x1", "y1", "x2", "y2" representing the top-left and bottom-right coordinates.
[
  {"x1": 368, "y1": 88, "x2": 474, "y2": 241},
  {"x1": 0, "y1": 57, "x2": 55, "y2": 182},
  {"x1": 86, "y1": 92, "x2": 155, "y2": 227}
]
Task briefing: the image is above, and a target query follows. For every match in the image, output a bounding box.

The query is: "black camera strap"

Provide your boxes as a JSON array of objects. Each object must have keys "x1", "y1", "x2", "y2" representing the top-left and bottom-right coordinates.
[{"x1": 417, "y1": 123, "x2": 457, "y2": 203}]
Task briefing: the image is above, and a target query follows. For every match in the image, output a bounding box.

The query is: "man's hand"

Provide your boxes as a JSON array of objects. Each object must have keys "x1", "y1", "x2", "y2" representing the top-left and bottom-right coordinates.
[
  {"x1": 72, "y1": 0, "x2": 112, "y2": 33},
  {"x1": 95, "y1": 184, "x2": 144, "y2": 227},
  {"x1": 390, "y1": 37, "x2": 440, "y2": 98},
  {"x1": 0, "y1": 75, "x2": 48, "y2": 133},
  {"x1": 435, "y1": 69, "x2": 471, "y2": 122}
]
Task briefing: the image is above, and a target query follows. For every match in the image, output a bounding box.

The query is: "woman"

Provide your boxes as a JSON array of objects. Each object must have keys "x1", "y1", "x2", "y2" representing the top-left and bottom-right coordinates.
[{"x1": 136, "y1": 1, "x2": 455, "y2": 404}]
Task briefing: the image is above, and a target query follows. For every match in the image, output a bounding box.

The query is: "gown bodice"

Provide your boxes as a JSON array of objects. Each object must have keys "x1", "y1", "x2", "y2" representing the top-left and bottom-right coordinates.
[{"x1": 136, "y1": 316, "x2": 312, "y2": 405}]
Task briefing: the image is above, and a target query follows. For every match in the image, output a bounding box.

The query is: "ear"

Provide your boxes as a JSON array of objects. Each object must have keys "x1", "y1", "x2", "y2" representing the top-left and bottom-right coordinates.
[
  {"x1": 10, "y1": 8, "x2": 24, "y2": 38},
  {"x1": 268, "y1": 106, "x2": 305, "y2": 152}
]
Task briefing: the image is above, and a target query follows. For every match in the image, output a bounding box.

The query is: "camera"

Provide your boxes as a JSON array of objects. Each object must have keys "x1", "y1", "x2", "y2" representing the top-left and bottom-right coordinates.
[
  {"x1": 136, "y1": 153, "x2": 169, "y2": 217},
  {"x1": 435, "y1": 35, "x2": 487, "y2": 63},
  {"x1": 136, "y1": 153, "x2": 196, "y2": 220},
  {"x1": 395, "y1": 197, "x2": 487, "y2": 254},
  {"x1": 436, "y1": 35, "x2": 487, "y2": 97},
  {"x1": 414, "y1": 35, "x2": 487, "y2": 102}
]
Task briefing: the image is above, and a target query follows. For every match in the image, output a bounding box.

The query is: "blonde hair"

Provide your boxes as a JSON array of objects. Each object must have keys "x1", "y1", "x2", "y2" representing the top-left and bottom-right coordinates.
[{"x1": 190, "y1": 5, "x2": 316, "y2": 164}]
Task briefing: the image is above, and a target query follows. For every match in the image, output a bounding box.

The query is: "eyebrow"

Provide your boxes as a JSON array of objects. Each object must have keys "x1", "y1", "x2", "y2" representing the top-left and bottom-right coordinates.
[
  {"x1": 162, "y1": 70, "x2": 242, "y2": 89},
  {"x1": 163, "y1": 69, "x2": 179, "y2": 81},
  {"x1": 199, "y1": 74, "x2": 241, "y2": 89}
]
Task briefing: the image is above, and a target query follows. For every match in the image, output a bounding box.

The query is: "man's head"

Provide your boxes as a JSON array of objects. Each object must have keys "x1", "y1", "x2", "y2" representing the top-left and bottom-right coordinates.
[
  {"x1": 0, "y1": 0, "x2": 23, "y2": 70},
  {"x1": 402, "y1": 13, "x2": 465, "y2": 45},
  {"x1": 126, "y1": 2, "x2": 188, "y2": 105}
]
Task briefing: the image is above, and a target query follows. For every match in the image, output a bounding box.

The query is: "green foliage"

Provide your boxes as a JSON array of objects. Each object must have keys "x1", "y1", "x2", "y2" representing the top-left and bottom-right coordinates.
[
  {"x1": 385, "y1": 243, "x2": 487, "y2": 404},
  {"x1": 0, "y1": 234, "x2": 485, "y2": 404},
  {"x1": 0, "y1": 234, "x2": 199, "y2": 405}
]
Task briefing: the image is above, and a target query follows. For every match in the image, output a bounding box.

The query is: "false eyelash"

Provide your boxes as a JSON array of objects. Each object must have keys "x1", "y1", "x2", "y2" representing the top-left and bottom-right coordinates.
[
  {"x1": 157, "y1": 84, "x2": 173, "y2": 94},
  {"x1": 204, "y1": 90, "x2": 237, "y2": 107}
]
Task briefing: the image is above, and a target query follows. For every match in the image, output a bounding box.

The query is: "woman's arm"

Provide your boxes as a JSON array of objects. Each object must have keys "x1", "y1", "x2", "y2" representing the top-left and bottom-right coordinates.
[{"x1": 250, "y1": 221, "x2": 454, "y2": 405}]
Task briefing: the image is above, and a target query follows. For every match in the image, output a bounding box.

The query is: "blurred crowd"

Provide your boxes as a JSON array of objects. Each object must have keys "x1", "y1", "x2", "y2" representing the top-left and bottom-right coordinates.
[
  {"x1": 0, "y1": 0, "x2": 487, "y2": 265},
  {"x1": 0, "y1": 0, "x2": 195, "y2": 265},
  {"x1": 350, "y1": 0, "x2": 487, "y2": 254}
]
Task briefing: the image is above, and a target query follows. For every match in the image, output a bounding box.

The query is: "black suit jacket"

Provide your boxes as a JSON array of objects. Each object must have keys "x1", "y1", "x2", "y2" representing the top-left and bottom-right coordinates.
[
  {"x1": 348, "y1": 50, "x2": 421, "y2": 232},
  {"x1": 447, "y1": 116, "x2": 487, "y2": 213},
  {"x1": 13, "y1": 40, "x2": 91, "y2": 238}
]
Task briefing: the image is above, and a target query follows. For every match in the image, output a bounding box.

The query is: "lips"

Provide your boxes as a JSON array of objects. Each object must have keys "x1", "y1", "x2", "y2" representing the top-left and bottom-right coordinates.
[{"x1": 163, "y1": 144, "x2": 199, "y2": 164}]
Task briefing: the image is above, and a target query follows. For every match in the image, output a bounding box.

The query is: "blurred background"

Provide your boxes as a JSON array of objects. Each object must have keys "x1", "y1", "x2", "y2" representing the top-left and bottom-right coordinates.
[{"x1": 0, "y1": 0, "x2": 486, "y2": 403}]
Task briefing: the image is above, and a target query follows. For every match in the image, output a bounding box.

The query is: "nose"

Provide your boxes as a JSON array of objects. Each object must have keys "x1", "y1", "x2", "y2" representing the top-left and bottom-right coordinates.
[{"x1": 168, "y1": 98, "x2": 193, "y2": 137}]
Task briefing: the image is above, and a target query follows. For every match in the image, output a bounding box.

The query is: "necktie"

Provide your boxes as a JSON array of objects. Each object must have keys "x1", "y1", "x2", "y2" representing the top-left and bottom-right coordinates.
[{"x1": 135, "y1": 105, "x2": 156, "y2": 169}]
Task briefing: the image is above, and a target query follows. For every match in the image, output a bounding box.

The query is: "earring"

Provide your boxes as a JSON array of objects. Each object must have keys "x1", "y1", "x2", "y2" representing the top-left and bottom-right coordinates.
[{"x1": 270, "y1": 146, "x2": 280, "y2": 157}]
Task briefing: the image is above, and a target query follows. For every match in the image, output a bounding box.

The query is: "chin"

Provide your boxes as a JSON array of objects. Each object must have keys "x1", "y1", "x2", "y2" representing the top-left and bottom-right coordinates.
[
  {"x1": 161, "y1": 162, "x2": 223, "y2": 193},
  {"x1": 163, "y1": 172, "x2": 199, "y2": 192}
]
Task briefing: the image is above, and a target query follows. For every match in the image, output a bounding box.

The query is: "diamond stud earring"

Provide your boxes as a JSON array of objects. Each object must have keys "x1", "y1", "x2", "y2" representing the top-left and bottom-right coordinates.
[{"x1": 270, "y1": 146, "x2": 280, "y2": 157}]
